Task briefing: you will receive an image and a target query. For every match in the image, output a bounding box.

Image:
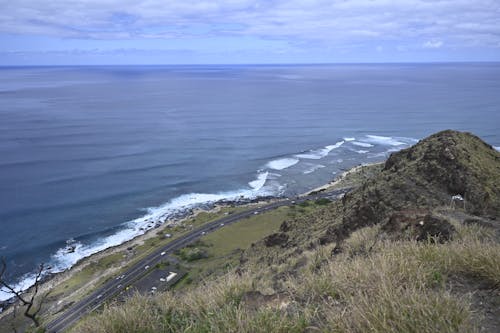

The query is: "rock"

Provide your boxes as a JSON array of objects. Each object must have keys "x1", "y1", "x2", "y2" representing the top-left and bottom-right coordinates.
[
  {"x1": 382, "y1": 210, "x2": 455, "y2": 243},
  {"x1": 264, "y1": 233, "x2": 289, "y2": 247},
  {"x1": 279, "y1": 220, "x2": 291, "y2": 232},
  {"x1": 416, "y1": 215, "x2": 455, "y2": 243}
]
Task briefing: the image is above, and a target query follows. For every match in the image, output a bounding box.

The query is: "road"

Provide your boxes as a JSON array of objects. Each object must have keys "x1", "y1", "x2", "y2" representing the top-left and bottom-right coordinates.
[{"x1": 45, "y1": 188, "x2": 349, "y2": 332}]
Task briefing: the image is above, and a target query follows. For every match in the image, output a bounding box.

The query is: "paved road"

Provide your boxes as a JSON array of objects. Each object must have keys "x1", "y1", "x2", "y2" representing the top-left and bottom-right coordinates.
[{"x1": 45, "y1": 188, "x2": 349, "y2": 332}]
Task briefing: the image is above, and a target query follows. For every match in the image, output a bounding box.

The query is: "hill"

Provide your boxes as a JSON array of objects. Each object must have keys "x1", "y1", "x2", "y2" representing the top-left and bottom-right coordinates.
[{"x1": 76, "y1": 130, "x2": 500, "y2": 333}]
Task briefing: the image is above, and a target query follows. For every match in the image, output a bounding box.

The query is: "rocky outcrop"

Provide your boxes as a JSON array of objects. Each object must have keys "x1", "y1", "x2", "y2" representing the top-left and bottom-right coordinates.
[
  {"x1": 321, "y1": 130, "x2": 500, "y2": 245},
  {"x1": 382, "y1": 209, "x2": 455, "y2": 243},
  {"x1": 264, "y1": 233, "x2": 289, "y2": 247}
]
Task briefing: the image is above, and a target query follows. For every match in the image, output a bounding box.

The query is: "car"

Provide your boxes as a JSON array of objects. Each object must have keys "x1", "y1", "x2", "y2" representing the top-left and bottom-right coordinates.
[
  {"x1": 117, "y1": 284, "x2": 122, "y2": 289},
  {"x1": 164, "y1": 233, "x2": 172, "y2": 238},
  {"x1": 96, "y1": 294, "x2": 103, "y2": 299},
  {"x1": 201, "y1": 231, "x2": 206, "y2": 235},
  {"x1": 253, "y1": 211, "x2": 259, "y2": 215},
  {"x1": 160, "y1": 278, "x2": 166, "y2": 282},
  {"x1": 220, "y1": 223, "x2": 225, "y2": 226},
  {"x1": 160, "y1": 251, "x2": 166, "y2": 256},
  {"x1": 144, "y1": 265, "x2": 150, "y2": 270}
]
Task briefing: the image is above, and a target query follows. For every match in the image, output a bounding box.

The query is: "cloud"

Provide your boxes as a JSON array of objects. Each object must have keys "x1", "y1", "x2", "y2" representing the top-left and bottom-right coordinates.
[
  {"x1": 0, "y1": 1, "x2": 499, "y2": 47},
  {"x1": 1, "y1": 0, "x2": 500, "y2": 64},
  {"x1": 423, "y1": 40, "x2": 443, "y2": 49}
]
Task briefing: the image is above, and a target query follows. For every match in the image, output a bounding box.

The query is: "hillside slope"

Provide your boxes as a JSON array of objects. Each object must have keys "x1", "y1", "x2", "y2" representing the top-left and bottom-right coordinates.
[{"x1": 76, "y1": 130, "x2": 500, "y2": 333}]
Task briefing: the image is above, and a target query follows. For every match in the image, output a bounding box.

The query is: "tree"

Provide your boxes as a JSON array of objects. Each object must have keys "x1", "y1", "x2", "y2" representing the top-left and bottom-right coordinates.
[{"x1": 0, "y1": 257, "x2": 45, "y2": 328}]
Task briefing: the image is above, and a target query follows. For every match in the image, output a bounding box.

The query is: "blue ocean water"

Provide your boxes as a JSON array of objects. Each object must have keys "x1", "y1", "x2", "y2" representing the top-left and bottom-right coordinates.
[{"x1": 1, "y1": 64, "x2": 499, "y2": 298}]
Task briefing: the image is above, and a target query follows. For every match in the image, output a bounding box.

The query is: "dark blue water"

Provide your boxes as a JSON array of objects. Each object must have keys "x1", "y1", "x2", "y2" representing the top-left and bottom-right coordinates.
[{"x1": 1, "y1": 64, "x2": 499, "y2": 298}]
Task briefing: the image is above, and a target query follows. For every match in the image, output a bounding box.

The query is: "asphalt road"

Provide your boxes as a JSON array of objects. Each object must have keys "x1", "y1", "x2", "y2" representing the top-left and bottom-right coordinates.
[{"x1": 45, "y1": 188, "x2": 349, "y2": 332}]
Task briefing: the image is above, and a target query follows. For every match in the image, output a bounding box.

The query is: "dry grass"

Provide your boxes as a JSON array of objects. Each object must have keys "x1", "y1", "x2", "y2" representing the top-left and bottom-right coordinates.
[
  {"x1": 76, "y1": 271, "x2": 307, "y2": 333},
  {"x1": 75, "y1": 222, "x2": 499, "y2": 333}
]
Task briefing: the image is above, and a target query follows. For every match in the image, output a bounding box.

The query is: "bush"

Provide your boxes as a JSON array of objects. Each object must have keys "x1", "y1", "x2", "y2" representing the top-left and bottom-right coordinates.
[
  {"x1": 315, "y1": 198, "x2": 331, "y2": 206},
  {"x1": 178, "y1": 247, "x2": 208, "y2": 262}
]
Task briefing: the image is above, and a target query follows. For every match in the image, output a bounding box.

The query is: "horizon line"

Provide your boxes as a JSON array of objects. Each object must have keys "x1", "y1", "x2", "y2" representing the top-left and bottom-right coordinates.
[{"x1": 1, "y1": 61, "x2": 500, "y2": 68}]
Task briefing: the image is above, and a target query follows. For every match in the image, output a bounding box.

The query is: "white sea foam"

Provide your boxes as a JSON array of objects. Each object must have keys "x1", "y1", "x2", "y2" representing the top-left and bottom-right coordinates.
[
  {"x1": 248, "y1": 172, "x2": 269, "y2": 190},
  {"x1": 351, "y1": 141, "x2": 374, "y2": 148},
  {"x1": 303, "y1": 164, "x2": 325, "y2": 174},
  {"x1": 355, "y1": 150, "x2": 369, "y2": 154},
  {"x1": 295, "y1": 141, "x2": 344, "y2": 159},
  {"x1": 364, "y1": 135, "x2": 406, "y2": 146},
  {"x1": 0, "y1": 174, "x2": 276, "y2": 302},
  {"x1": 0, "y1": 271, "x2": 41, "y2": 302},
  {"x1": 343, "y1": 137, "x2": 355, "y2": 142},
  {"x1": 266, "y1": 158, "x2": 299, "y2": 170}
]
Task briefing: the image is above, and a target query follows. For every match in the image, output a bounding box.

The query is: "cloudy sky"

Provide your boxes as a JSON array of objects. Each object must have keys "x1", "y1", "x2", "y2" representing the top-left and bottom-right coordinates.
[{"x1": 1, "y1": 0, "x2": 500, "y2": 65}]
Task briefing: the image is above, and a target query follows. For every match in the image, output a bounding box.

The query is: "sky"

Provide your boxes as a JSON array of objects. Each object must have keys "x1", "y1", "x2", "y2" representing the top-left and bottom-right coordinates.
[{"x1": 1, "y1": 0, "x2": 500, "y2": 65}]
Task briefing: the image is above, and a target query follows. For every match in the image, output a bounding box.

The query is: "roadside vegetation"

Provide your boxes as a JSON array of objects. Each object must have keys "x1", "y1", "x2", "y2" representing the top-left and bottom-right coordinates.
[{"x1": 76, "y1": 221, "x2": 499, "y2": 333}]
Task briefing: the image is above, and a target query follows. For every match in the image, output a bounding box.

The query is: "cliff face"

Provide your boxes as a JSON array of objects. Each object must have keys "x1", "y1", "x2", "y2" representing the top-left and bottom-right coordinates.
[{"x1": 320, "y1": 130, "x2": 500, "y2": 245}]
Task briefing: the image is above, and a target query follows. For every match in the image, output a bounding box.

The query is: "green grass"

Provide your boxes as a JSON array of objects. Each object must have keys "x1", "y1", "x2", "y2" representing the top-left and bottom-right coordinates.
[
  {"x1": 49, "y1": 252, "x2": 126, "y2": 298},
  {"x1": 174, "y1": 206, "x2": 290, "y2": 287},
  {"x1": 203, "y1": 206, "x2": 290, "y2": 256}
]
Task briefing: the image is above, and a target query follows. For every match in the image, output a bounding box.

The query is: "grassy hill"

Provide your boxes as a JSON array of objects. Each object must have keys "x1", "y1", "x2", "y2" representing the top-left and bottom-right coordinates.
[{"x1": 76, "y1": 130, "x2": 500, "y2": 333}]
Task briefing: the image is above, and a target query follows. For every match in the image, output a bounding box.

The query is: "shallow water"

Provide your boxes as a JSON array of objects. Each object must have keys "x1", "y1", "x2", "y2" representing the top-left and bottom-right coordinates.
[{"x1": 1, "y1": 64, "x2": 499, "y2": 299}]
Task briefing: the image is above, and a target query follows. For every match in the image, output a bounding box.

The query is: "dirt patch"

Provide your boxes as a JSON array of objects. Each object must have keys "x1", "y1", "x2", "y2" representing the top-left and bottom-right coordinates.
[
  {"x1": 448, "y1": 275, "x2": 500, "y2": 333},
  {"x1": 241, "y1": 291, "x2": 288, "y2": 310}
]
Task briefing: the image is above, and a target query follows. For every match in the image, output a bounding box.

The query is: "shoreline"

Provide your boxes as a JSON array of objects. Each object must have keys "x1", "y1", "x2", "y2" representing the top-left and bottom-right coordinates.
[
  {"x1": 0, "y1": 196, "x2": 283, "y2": 313},
  {"x1": 0, "y1": 161, "x2": 383, "y2": 317},
  {"x1": 303, "y1": 161, "x2": 383, "y2": 196}
]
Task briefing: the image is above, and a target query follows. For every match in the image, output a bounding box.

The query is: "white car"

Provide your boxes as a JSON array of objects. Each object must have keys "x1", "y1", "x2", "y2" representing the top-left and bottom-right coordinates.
[
  {"x1": 144, "y1": 265, "x2": 150, "y2": 270},
  {"x1": 220, "y1": 223, "x2": 225, "y2": 226},
  {"x1": 160, "y1": 251, "x2": 166, "y2": 256},
  {"x1": 201, "y1": 231, "x2": 206, "y2": 235}
]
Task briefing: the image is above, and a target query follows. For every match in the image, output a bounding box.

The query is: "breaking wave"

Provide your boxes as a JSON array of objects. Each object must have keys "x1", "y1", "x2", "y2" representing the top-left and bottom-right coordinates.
[
  {"x1": 266, "y1": 158, "x2": 299, "y2": 170},
  {"x1": 295, "y1": 141, "x2": 344, "y2": 159}
]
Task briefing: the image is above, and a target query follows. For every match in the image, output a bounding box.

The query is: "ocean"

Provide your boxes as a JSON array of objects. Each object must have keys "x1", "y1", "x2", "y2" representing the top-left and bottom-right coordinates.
[{"x1": 1, "y1": 63, "x2": 499, "y2": 300}]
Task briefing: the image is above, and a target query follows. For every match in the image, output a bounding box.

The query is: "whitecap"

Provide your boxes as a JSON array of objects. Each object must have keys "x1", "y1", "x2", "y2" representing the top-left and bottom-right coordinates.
[
  {"x1": 248, "y1": 172, "x2": 269, "y2": 190},
  {"x1": 295, "y1": 141, "x2": 344, "y2": 160},
  {"x1": 267, "y1": 172, "x2": 282, "y2": 180},
  {"x1": 364, "y1": 135, "x2": 406, "y2": 146},
  {"x1": 351, "y1": 141, "x2": 374, "y2": 148},
  {"x1": 303, "y1": 164, "x2": 326, "y2": 174},
  {"x1": 355, "y1": 150, "x2": 369, "y2": 154},
  {"x1": 343, "y1": 137, "x2": 355, "y2": 142},
  {"x1": 266, "y1": 158, "x2": 299, "y2": 170}
]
